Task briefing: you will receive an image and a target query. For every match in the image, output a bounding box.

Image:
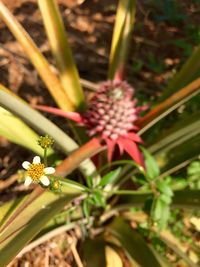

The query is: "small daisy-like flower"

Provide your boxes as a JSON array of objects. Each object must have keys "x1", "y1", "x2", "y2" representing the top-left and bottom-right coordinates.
[{"x1": 22, "y1": 156, "x2": 55, "y2": 187}]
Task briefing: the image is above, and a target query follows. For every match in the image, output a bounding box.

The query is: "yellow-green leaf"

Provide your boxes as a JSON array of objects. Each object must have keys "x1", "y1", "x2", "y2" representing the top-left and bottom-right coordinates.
[
  {"x1": 38, "y1": 0, "x2": 84, "y2": 110},
  {"x1": 0, "y1": 2, "x2": 74, "y2": 111},
  {"x1": 0, "y1": 107, "x2": 50, "y2": 156},
  {"x1": 106, "y1": 246, "x2": 123, "y2": 267},
  {"x1": 108, "y1": 218, "x2": 162, "y2": 267},
  {"x1": 161, "y1": 45, "x2": 200, "y2": 100},
  {"x1": 0, "y1": 182, "x2": 82, "y2": 266},
  {"x1": 108, "y1": 0, "x2": 136, "y2": 80},
  {"x1": 0, "y1": 85, "x2": 98, "y2": 178},
  {"x1": 82, "y1": 238, "x2": 106, "y2": 267}
]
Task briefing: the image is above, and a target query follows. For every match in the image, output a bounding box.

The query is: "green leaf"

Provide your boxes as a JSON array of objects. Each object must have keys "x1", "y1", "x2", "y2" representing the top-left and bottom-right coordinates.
[
  {"x1": 87, "y1": 197, "x2": 96, "y2": 205},
  {"x1": 83, "y1": 199, "x2": 90, "y2": 219},
  {"x1": 99, "y1": 160, "x2": 139, "y2": 175},
  {"x1": 137, "y1": 81, "x2": 200, "y2": 134},
  {"x1": 166, "y1": 146, "x2": 200, "y2": 177},
  {"x1": 118, "y1": 190, "x2": 200, "y2": 209},
  {"x1": 38, "y1": 0, "x2": 84, "y2": 109},
  {"x1": 0, "y1": 183, "x2": 81, "y2": 266},
  {"x1": 170, "y1": 178, "x2": 188, "y2": 190},
  {"x1": 187, "y1": 161, "x2": 200, "y2": 181},
  {"x1": 92, "y1": 191, "x2": 106, "y2": 208},
  {"x1": 141, "y1": 147, "x2": 160, "y2": 180},
  {"x1": 108, "y1": 218, "x2": 162, "y2": 267},
  {"x1": 0, "y1": 107, "x2": 51, "y2": 156},
  {"x1": 0, "y1": 198, "x2": 23, "y2": 228},
  {"x1": 172, "y1": 190, "x2": 200, "y2": 208},
  {"x1": 148, "y1": 112, "x2": 200, "y2": 171},
  {"x1": 152, "y1": 197, "x2": 164, "y2": 221},
  {"x1": 108, "y1": 0, "x2": 137, "y2": 80},
  {"x1": 149, "y1": 112, "x2": 200, "y2": 156},
  {"x1": 0, "y1": 2, "x2": 73, "y2": 111},
  {"x1": 159, "y1": 194, "x2": 172, "y2": 205},
  {"x1": 159, "y1": 205, "x2": 170, "y2": 229},
  {"x1": 86, "y1": 175, "x2": 93, "y2": 188},
  {"x1": 151, "y1": 195, "x2": 171, "y2": 229},
  {"x1": 99, "y1": 168, "x2": 122, "y2": 187},
  {"x1": 0, "y1": 86, "x2": 97, "y2": 178},
  {"x1": 157, "y1": 181, "x2": 173, "y2": 197},
  {"x1": 82, "y1": 238, "x2": 106, "y2": 267},
  {"x1": 188, "y1": 161, "x2": 200, "y2": 175},
  {"x1": 149, "y1": 246, "x2": 173, "y2": 267},
  {"x1": 161, "y1": 45, "x2": 200, "y2": 100}
]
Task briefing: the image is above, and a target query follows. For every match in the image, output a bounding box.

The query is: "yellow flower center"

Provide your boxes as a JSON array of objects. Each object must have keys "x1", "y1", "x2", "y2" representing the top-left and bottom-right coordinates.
[{"x1": 27, "y1": 163, "x2": 45, "y2": 181}]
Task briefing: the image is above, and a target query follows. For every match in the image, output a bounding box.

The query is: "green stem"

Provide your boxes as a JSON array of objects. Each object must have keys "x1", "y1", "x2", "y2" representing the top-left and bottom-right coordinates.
[
  {"x1": 107, "y1": 189, "x2": 151, "y2": 195},
  {"x1": 44, "y1": 148, "x2": 47, "y2": 166}
]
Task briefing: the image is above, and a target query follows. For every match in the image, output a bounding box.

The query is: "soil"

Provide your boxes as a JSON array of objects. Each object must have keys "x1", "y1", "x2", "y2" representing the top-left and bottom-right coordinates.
[{"x1": 0, "y1": 0, "x2": 200, "y2": 266}]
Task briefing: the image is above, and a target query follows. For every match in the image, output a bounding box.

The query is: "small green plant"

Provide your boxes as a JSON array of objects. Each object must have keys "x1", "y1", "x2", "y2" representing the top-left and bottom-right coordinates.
[
  {"x1": 0, "y1": 0, "x2": 199, "y2": 266},
  {"x1": 150, "y1": 0, "x2": 187, "y2": 25}
]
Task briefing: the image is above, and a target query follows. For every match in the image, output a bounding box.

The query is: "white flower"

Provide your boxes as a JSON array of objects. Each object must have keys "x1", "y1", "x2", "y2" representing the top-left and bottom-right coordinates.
[{"x1": 22, "y1": 156, "x2": 55, "y2": 187}]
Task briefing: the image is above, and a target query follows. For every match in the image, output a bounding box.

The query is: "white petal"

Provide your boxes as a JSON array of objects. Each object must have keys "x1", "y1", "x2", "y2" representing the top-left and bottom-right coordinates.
[
  {"x1": 40, "y1": 176, "x2": 50, "y2": 186},
  {"x1": 33, "y1": 156, "x2": 41, "y2": 164},
  {"x1": 44, "y1": 167, "x2": 55, "y2": 175},
  {"x1": 24, "y1": 176, "x2": 33, "y2": 186},
  {"x1": 22, "y1": 161, "x2": 31, "y2": 170}
]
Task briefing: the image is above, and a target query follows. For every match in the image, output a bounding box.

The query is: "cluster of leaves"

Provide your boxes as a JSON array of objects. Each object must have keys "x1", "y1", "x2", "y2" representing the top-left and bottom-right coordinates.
[{"x1": 83, "y1": 168, "x2": 121, "y2": 218}]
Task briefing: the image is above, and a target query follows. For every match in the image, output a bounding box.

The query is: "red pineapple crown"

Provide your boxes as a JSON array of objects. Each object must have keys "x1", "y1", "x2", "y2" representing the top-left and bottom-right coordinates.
[
  {"x1": 83, "y1": 80, "x2": 145, "y2": 167},
  {"x1": 34, "y1": 80, "x2": 146, "y2": 167}
]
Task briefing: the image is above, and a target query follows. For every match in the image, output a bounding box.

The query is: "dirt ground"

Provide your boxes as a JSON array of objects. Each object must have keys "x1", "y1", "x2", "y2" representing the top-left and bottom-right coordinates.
[{"x1": 0, "y1": 0, "x2": 200, "y2": 266}]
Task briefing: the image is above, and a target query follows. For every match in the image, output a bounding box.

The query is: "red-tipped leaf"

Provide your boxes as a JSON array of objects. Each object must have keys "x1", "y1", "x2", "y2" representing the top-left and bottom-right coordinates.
[
  {"x1": 122, "y1": 138, "x2": 144, "y2": 167},
  {"x1": 127, "y1": 132, "x2": 143, "y2": 143},
  {"x1": 33, "y1": 105, "x2": 83, "y2": 123},
  {"x1": 116, "y1": 137, "x2": 125, "y2": 155},
  {"x1": 105, "y1": 138, "x2": 116, "y2": 162}
]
